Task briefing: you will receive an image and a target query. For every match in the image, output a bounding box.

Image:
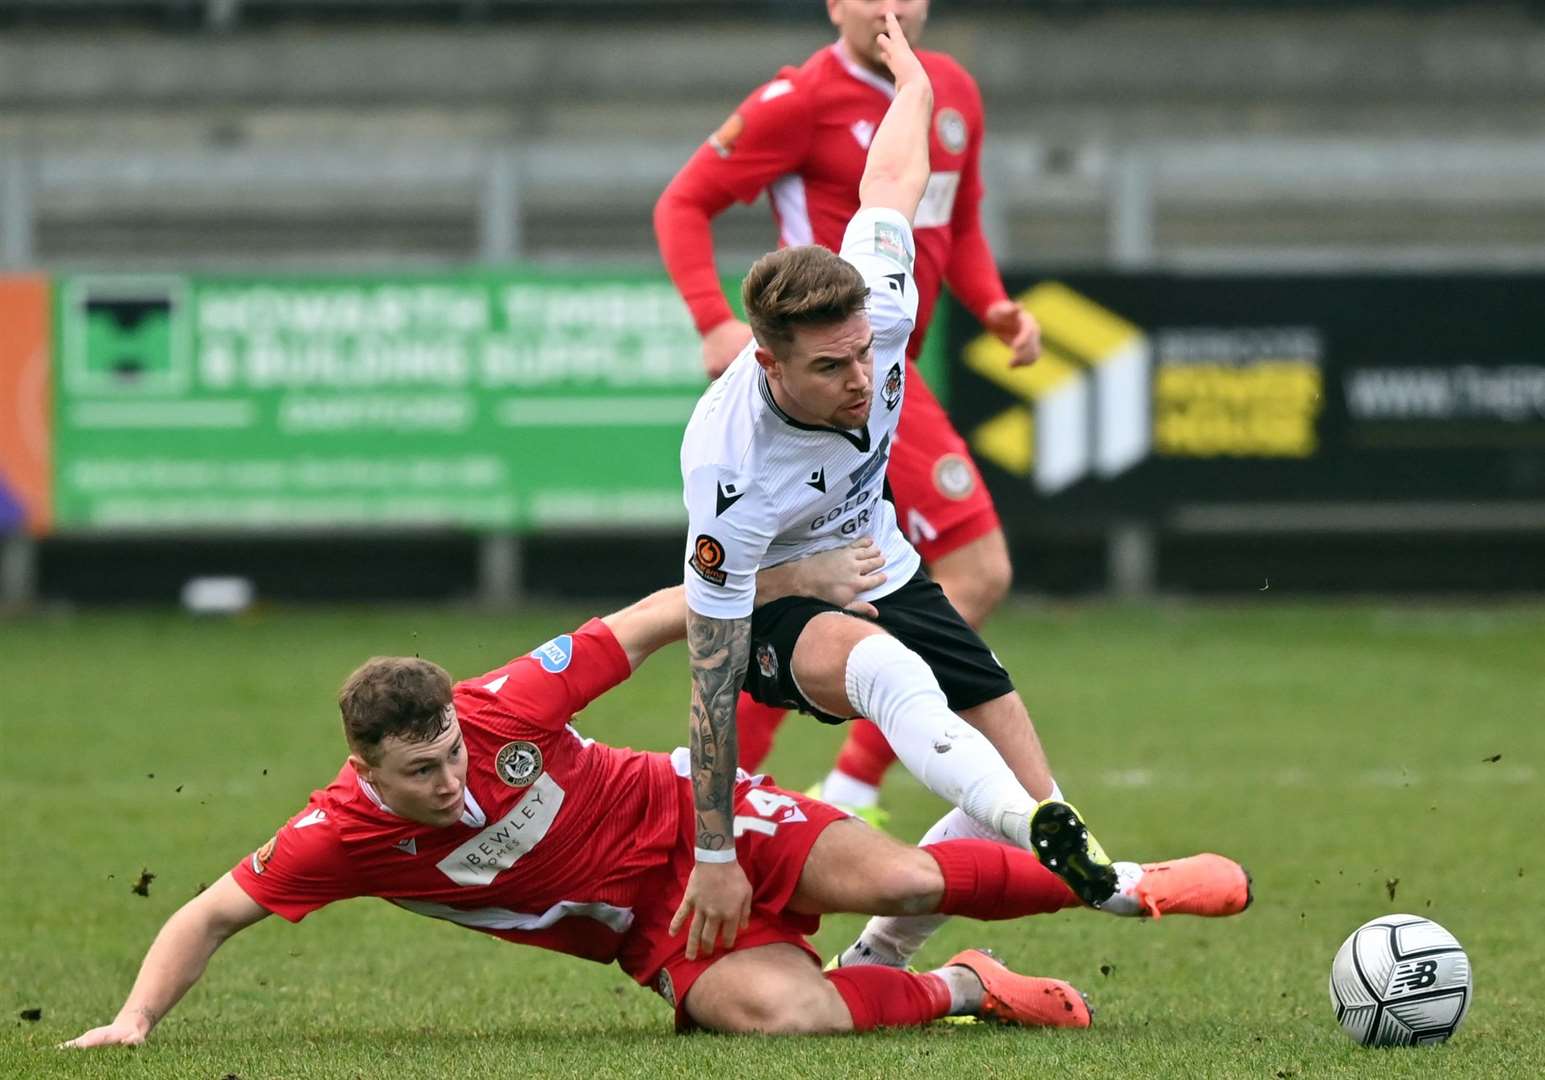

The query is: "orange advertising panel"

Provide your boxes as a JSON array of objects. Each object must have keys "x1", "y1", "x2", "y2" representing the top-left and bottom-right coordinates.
[{"x1": 0, "y1": 274, "x2": 52, "y2": 534}]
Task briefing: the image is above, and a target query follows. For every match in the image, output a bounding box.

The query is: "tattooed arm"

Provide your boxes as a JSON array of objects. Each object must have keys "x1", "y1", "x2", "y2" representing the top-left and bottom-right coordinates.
[
  {"x1": 686, "y1": 611, "x2": 750, "y2": 856},
  {"x1": 668, "y1": 610, "x2": 755, "y2": 960}
]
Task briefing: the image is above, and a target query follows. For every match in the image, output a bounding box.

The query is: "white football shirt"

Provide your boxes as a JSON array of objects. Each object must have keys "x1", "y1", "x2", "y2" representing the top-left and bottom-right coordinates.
[{"x1": 681, "y1": 206, "x2": 923, "y2": 620}]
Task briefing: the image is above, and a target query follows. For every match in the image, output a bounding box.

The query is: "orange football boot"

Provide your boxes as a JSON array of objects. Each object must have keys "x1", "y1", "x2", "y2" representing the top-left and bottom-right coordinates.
[
  {"x1": 1133, "y1": 853, "x2": 1253, "y2": 919},
  {"x1": 946, "y1": 949, "x2": 1092, "y2": 1029}
]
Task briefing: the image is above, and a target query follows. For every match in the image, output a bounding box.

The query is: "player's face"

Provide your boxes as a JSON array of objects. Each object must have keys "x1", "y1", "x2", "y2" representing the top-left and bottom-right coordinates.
[
  {"x1": 828, "y1": 0, "x2": 929, "y2": 71},
  {"x1": 762, "y1": 311, "x2": 876, "y2": 430},
  {"x1": 358, "y1": 718, "x2": 469, "y2": 828}
]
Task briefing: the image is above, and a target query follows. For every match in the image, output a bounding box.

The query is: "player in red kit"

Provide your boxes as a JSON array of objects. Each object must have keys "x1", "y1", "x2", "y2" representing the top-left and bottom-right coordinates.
[
  {"x1": 64, "y1": 544, "x2": 1248, "y2": 1047},
  {"x1": 655, "y1": 0, "x2": 1040, "y2": 815}
]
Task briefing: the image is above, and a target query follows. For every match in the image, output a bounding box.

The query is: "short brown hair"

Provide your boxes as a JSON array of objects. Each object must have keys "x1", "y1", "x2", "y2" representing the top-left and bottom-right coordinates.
[
  {"x1": 338, "y1": 656, "x2": 453, "y2": 764},
  {"x1": 742, "y1": 245, "x2": 870, "y2": 355}
]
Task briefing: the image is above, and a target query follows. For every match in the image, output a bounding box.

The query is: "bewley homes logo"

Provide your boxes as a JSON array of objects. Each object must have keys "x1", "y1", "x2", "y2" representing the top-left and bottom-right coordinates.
[{"x1": 966, "y1": 283, "x2": 1151, "y2": 495}]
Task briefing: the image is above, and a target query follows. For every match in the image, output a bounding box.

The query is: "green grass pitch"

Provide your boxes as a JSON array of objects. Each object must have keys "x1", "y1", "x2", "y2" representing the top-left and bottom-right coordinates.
[{"x1": 3, "y1": 601, "x2": 1543, "y2": 1078}]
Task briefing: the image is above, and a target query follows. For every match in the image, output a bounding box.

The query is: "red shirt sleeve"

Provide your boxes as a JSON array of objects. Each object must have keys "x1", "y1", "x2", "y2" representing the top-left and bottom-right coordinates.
[
  {"x1": 231, "y1": 808, "x2": 358, "y2": 923},
  {"x1": 655, "y1": 159, "x2": 739, "y2": 335},
  {"x1": 943, "y1": 76, "x2": 1010, "y2": 323},
  {"x1": 655, "y1": 71, "x2": 815, "y2": 336},
  {"x1": 459, "y1": 618, "x2": 632, "y2": 736}
]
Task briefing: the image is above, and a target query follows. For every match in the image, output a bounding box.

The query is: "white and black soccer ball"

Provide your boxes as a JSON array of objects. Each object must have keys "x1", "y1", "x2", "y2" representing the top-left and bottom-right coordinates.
[{"x1": 1329, "y1": 914, "x2": 1471, "y2": 1047}]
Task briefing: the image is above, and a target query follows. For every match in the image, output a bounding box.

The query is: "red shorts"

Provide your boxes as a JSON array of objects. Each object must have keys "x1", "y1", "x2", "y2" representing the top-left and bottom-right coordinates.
[
  {"x1": 890, "y1": 359, "x2": 1001, "y2": 564},
  {"x1": 618, "y1": 776, "x2": 848, "y2": 1030}
]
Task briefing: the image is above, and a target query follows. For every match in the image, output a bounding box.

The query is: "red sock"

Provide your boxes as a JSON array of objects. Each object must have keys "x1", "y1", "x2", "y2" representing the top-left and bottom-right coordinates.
[
  {"x1": 924, "y1": 839, "x2": 1082, "y2": 917},
  {"x1": 832, "y1": 718, "x2": 897, "y2": 787},
  {"x1": 825, "y1": 966, "x2": 952, "y2": 1031},
  {"x1": 735, "y1": 692, "x2": 788, "y2": 772}
]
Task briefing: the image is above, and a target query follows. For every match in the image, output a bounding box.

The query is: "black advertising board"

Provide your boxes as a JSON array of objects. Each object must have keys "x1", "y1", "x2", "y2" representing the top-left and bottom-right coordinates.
[{"x1": 946, "y1": 273, "x2": 1545, "y2": 524}]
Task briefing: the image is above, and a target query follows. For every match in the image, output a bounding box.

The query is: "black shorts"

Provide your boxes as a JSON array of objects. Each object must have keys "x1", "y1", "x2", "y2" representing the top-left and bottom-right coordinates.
[{"x1": 745, "y1": 568, "x2": 1016, "y2": 724}]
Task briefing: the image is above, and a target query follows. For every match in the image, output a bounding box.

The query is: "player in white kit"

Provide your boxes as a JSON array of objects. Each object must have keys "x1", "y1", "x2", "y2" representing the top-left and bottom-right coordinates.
[{"x1": 667, "y1": 15, "x2": 1235, "y2": 967}]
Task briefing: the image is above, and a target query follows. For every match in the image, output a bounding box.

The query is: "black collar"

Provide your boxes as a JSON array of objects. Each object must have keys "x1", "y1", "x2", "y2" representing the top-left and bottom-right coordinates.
[{"x1": 758, "y1": 371, "x2": 872, "y2": 452}]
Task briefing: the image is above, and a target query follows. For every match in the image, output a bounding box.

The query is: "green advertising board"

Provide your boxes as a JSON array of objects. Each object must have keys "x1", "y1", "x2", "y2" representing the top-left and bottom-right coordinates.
[
  {"x1": 51, "y1": 270, "x2": 711, "y2": 531},
  {"x1": 51, "y1": 269, "x2": 949, "y2": 533}
]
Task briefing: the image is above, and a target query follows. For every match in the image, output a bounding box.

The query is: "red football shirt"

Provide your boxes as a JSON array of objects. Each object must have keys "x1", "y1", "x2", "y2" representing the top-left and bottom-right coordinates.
[
  {"x1": 232, "y1": 619, "x2": 686, "y2": 965},
  {"x1": 656, "y1": 40, "x2": 1009, "y2": 356}
]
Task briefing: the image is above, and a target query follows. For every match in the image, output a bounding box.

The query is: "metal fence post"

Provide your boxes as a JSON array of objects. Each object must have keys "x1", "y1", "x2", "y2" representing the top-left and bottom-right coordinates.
[
  {"x1": 1107, "y1": 520, "x2": 1157, "y2": 598},
  {"x1": 1, "y1": 535, "x2": 38, "y2": 611},
  {"x1": 479, "y1": 147, "x2": 522, "y2": 263},
  {"x1": 478, "y1": 533, "x2": 524, "y2": 609},
  {"x1": 1, "y1": 154, "x2": 36, "y2": 268},
  {"x1": 1108, "y1": 145, "x2": 1155, "y2": 269}
]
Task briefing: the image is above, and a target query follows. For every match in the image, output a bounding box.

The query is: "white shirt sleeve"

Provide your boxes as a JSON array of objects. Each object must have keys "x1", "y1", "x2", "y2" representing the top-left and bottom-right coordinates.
[
  {"x1": 682, "y1": 464, "x2": 770, "y2": 620},
  {"x1": 839, "y1": 206, "x2": 920, "y2": 351}
]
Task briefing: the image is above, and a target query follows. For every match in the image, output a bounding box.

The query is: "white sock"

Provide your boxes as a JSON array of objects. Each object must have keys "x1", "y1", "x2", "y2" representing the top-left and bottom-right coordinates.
[
  {"x1": 931, "y1": 964, "x2": 982, "y2": 1016},
  {"x1": 1102, "y1": 861, "x2": 1146, "y2": 917},
  {"x1": 843, "y1": 635, "x2": 1036, "y2": 847},
  {"x1": 834, "y1": 937, "x2": 906, "y2": 968},
  {"x1": 820, "y1": 769, "x2": 879, "y2": 809}
]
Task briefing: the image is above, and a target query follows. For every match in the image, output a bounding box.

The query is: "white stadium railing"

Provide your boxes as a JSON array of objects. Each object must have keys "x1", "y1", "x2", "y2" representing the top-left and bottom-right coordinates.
[{"x1": 5, "y1": 135, "x2": 1545, "y2": 271}]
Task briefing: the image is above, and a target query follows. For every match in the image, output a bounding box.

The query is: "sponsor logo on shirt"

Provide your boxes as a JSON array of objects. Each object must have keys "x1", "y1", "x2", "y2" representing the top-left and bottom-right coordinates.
[
  {"x1": 806, "y1": 468, "x2": 826, "y2": 493},
  {"x1": 437, "y1": 774, "x2": 565, "y2": 887},
  {"x1": 882, "y1": 362, "x2": 903, "y2": 411},
  {"x1": 935, "y1": 107, "x2": 968, "y2": 155},
  {"x1": 933, "y1": 453, "x2": 977, "y2": 500},
  {"x1": 530, "y1": 635, "x2": 573, "y2": 674},
  {"x1": 845, "y1": 431, "x2": 891, "y2": 498},
  {"x1": 710, "y1": 113, "x2": 744, "y2": 159},
  {"x1": 294, "y1": 809, "x2": 327, "y2": 829},
  {"x1": 689, "y1": 534, "x2": 727, "y2": 586},
  {"x1": 494, "y1": 740, "x2": 544, "y2": 787},
  {"x1": 250, "y1": 834, "x2": 278, "y2": 876},
  {"x1": 393, "y1": 837, "x2": 418, "y2": 856},
  {"x1": 849, "y1": 119, "x2": 875, "y2": 150},
  {"x1": 755, "y1": 642, "x2": 779, "y2": 681},
  {"x1": 914, "y1": 171, "x2": 961, "y2": 230}
]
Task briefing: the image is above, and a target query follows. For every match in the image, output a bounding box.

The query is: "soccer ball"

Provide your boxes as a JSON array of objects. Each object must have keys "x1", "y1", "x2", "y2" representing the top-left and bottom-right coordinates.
[{"x1": 1329, "y1": 914, "x2": 1471, "y2": 1047}]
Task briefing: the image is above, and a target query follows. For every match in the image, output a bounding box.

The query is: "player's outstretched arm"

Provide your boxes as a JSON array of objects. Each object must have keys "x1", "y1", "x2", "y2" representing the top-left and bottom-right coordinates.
[
  {"x1": 60, "y1": 873, "x2": 269, "y2": 1049},
  {"x1": 856, "y1": 12, "x2": 933, "y2": 225},
  {"x1": 602, "y1": 541, "x2": 888, "y2": 670}
]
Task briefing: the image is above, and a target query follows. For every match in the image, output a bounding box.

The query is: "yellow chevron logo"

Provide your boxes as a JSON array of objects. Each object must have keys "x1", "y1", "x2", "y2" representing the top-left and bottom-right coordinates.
[{"x1": 966, "y1": 283, "x2": 1151, "y2": 494}]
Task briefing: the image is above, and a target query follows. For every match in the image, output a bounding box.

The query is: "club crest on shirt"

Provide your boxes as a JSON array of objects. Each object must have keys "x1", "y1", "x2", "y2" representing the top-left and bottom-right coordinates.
[
  {"x1": 755, "y1": 642, "x2": 779, "y2": 681},
  {"x1": 873, "y1": 221, "x2": 913, "y2": 271},
  {"x1": 250, "y1": 833, "x2": 278, "y2": 876},
  {"x1": 495, "y1": 740, "x2": 544, "y2": 787},
  {"x1": 933, "y1": 454, "x2": 976, "y2": 500},
  {"x1": 935, "y1": 107, "x2": 968, "y2": 155},
  {"x1": 881, "y1": 362, "x2": 903, "y2": 411},
  {"x1": 690, "y1": 534, "x2": 728, "y2": 586},
  {"x1": 710, "y1": 112, "x2": 744, "y2": 158}
]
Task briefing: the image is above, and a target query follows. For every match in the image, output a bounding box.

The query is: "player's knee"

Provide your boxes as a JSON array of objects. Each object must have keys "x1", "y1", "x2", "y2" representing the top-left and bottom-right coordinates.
[
  {"x1": 867, "y1": 847, "x2": 945, "y2": 915},
  {"x1": 715, "y1": 976, "x2": 846, "y2": 1035}
]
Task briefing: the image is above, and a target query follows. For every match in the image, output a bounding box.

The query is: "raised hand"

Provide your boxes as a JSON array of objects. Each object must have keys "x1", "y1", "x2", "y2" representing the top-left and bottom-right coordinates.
[{"x1": 875, "y1": 12, "x2": 926, "y2": 89}]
